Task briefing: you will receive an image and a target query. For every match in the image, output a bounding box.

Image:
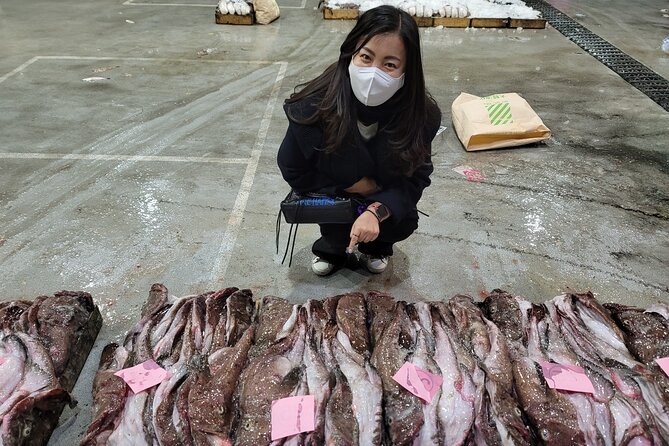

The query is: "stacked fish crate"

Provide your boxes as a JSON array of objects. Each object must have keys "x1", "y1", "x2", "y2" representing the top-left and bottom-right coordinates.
[
  {"x1": 216, "y1": 0, "x2": 255, "y2": 25},
  {"x1": 82, "y1": 285, "x2": 669, "y2": 445},
  {"x1": 323, "y1": 0, "x2": 547, "y2": 28}
]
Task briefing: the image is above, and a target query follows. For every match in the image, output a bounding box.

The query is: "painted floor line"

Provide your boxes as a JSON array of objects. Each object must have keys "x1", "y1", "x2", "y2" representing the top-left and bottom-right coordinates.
[
  {"x1": 0, "y1": 57, "x2": 39, "y2": 84},
  {"x1": 0, "y1": 153, "x2": 249, "y2": 164},
  {"x1": 210, "y1": 61, "x2": 288, "y2": 284},
  {"x1": 0, "y1": 56, "x2": 280, "y2": 85}
]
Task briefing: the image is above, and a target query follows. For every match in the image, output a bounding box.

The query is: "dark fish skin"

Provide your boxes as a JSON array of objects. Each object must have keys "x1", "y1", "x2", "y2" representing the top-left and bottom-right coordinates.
[
  {"x1": 175, "y1": 375, "x2": 195, "y2": 446},
  {"x1": 370, "y1": 301, "x2": 423, "y2": 445},
  {"x1": 480, "y1": 290, "x2": 524, "y2": 344},
  {"x1": 324, "y1": 370, "x2": 358, "y2": 446},
  {"x1": 323, "y1": 295, "x2": 341, "y2": 325},
  {"x1": 604, "y1": 302, "x2": 669, "y2": 410},
  {"x1": 16, "y1": 295, "x2": 48, "y2": 334},
  {"x1": 34, "y1": 291, "x2": 95, "y2": 376},
  {"x1": 141, "y1": 283, "x2": 169, "y2": 320},
  {"x1": 0, "y1": 301, "x2": 32, "y2": 331},
  {"x1": 603, "y1": 303, "x2": 669, "y2": 364},
  {"x1": 249, "y1": 295, "x2": 295, "y2": 358},
  {"x1": 365, "y1": 291, "x2": 395, "y2": 352},
  {"x1": 188, "y1": 325, "x2": 256, "y2": 446},
  {"x1": 226, "y1": 289, "x2": 254, "y2": 347},
  {"x1": 80, "y1": 344, "x2": 129, "y2": 446},
  {"x1": 335, "y1": 292, "x2": 370, "y2": 358},
  {"x1": 482, "y1": 291, "x2": 585, "y2": 446}
]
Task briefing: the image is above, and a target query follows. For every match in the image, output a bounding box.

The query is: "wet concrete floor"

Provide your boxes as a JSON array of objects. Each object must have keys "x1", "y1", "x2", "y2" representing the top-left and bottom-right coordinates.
[{"x1": 0, "y1": 0, "x2": 667, "y2": 443}]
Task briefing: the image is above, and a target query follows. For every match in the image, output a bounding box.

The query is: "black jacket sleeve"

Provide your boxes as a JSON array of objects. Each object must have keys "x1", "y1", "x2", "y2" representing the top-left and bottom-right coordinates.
[
  {"x1": 366, "y1": 106, "x2": 442, "y2": 222},
  {"x1": 277, "y1": 122, "x2": 337, "y2": 195}
]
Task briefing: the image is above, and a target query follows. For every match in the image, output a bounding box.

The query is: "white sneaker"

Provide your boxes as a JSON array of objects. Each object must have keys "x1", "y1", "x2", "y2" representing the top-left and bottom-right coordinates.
[
  {"x1": 311, "y1": 256, "x2": 335, "y2": 276},
  {"x1": 361, "y1": 254, "x2": 389, "y2": 274}
]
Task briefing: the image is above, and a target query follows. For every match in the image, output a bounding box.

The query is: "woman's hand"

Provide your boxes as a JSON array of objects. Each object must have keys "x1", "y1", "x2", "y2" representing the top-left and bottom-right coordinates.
[
  {"x1": 344, "y1": 177, "x2": 379, "y2": 196},
  {"x1": 347, "y1": 211, "x2": 380, "y2": 253}
]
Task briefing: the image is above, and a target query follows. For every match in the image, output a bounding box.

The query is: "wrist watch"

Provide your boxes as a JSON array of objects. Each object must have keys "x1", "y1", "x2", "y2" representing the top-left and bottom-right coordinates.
[{"x1": 367, "y1": 202, "x2": 390, "y2": 222}]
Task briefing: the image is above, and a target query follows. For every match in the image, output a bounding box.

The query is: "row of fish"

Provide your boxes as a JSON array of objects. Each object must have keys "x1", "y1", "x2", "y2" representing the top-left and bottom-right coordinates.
[
  {"x1": 0, "y1": 291, "x2": 98, "y2": 446},
  {"x1": 82, "y1": 285, "x2": 669, "y2": 445}
]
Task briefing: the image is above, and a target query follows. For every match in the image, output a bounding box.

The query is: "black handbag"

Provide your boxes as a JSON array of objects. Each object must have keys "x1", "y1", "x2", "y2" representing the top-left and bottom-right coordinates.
[
  {"x1": 276, "y1": 190, "x2": 364, "y2": 266},
  {"x1": 280, "y1": 190, "x2": 360, "y2": 224}
]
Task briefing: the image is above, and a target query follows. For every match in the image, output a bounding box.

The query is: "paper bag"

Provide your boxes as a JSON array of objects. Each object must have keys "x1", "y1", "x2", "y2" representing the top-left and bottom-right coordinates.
[
  {"x1": 451, "y1": 92, "x2": 551, "y2": 151},
  {"x1": 253, "y1": 0, "x2": 280, "y2": 24}
]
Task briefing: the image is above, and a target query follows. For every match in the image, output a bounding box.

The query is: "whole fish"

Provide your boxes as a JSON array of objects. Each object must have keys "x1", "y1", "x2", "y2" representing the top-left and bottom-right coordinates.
[
  {"x1": 80, "y1": 344, "x2": 129, "y2": 446},
  {"x1": 370, "y1": 301, "x2": 423, "y2": 445},
  {"x1": 302, "y1": 301, "x2": 332, "y2": 446},
  {"x1": 188, "y1": 325, "x2": 255, "y2": 445},
  {"x1": 324, "y1": 367, "x2": 358, "y2": 446},
  {"x1": 603, "y1": 302, "x2": 669, "y2": 364},
  {"x1": 234, "y1": 310, "x2": 306, "y2": 446},
  {"x1": 429, "y1": 305, "x2": 475, "y2": 446},
  {"x1": 434, "y1": 301, "x2": 496, "y2": 446},
  {"x1": 335, "y1": 293, "x2": 370, "y2": 358},
  {"x1": 331, "y1": 330, "x2": 383, "y2": 445},
  {"x1": 406, "y1": 303, "x2": 441, "y2": 445}
]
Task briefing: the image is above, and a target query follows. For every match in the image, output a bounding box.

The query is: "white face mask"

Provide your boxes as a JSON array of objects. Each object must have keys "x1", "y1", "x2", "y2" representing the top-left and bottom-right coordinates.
[{"x1": 348, "y1": 62, "x2": 405, "y2": 107}]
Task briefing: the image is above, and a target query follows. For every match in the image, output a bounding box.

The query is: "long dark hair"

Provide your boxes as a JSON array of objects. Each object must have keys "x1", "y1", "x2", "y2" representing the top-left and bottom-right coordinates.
[{"x1": 286, "y1": 5, "x2": 440, "y2": 176}]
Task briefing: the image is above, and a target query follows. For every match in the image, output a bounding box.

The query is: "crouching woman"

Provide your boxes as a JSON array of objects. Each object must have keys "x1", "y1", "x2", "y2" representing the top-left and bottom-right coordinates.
[{"x1": 277, "y1": 5, "x2": 442, "y2": 276}]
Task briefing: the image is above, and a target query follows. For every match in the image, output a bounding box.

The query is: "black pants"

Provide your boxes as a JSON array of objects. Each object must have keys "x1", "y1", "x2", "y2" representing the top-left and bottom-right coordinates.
[{"x1": 312, "y1": 214, "x2": 419, "y2": 266}]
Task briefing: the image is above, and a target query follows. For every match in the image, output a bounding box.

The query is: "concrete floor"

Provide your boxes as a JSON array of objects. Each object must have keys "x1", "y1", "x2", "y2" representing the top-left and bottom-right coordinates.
[{"x1": 0, "y1": 0, "x2": 667, "y2": 443}]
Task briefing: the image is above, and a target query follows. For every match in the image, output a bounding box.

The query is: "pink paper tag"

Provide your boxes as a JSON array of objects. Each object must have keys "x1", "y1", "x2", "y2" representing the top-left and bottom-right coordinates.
[
  {"x1": 540, "y1": 362, "x2": 595, "y2": 394},
  {"x1": 114, "y1": 359, "x2": 172, "y2": 394},
  {"x1": 463, "y1": 168, "x2": 486, "y2": 182},
  {"x1": 271, "y1": 395, "x2": 315, "y2": 441},
  {"x1": 656, "y1": 357, "x2": 669, "y2": 376},
  {"x1": 392, "y1": 362, "x2": 443, "y2": 403}
]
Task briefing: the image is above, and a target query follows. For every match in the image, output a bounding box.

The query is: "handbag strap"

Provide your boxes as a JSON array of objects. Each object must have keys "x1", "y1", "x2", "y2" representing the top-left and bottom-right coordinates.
[{"x1": 276, "y1": 206, "x2": 299, "y2": 267}]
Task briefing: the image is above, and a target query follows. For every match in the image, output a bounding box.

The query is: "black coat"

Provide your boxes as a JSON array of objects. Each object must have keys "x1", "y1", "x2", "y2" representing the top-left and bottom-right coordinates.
[{"x1": 277, "y1": 96, "x2": 441, "y2": 223}]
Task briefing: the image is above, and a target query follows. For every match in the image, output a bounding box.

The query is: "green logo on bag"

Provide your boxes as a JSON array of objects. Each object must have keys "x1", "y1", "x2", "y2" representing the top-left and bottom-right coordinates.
[{"x1": 485, "y1": 101, "x2": 513, "y2": 126}]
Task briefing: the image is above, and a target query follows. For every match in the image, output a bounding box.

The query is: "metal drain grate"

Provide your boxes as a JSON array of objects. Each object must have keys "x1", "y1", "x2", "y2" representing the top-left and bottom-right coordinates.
[{"x1": 524, "y1": 0, "x2": 669, "y2": 111}]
